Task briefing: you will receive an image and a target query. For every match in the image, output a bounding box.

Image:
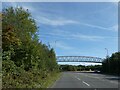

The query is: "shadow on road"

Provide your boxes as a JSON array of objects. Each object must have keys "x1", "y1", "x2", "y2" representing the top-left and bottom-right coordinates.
[
  {"x1": 63, "y1": 71, "x2": 120, "y2": 81},
  {"x1": 105, "y1": 77, "x2": 120, "y2": 81}
]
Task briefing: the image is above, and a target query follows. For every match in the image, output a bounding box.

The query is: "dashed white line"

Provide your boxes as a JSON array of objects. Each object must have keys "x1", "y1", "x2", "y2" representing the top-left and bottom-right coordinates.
[
  {"x1": 82, "y1": 81, "x2": 90, "y2": 86},
  {"x1": 74, "y1": 76, "x2": 90, "y2": 87},
  {"x1": 75, "y1": 76, "x2": 81, "y2": 80},
  {"x1": 77, "y1": 78, "x2": 81, "y2": 80},
  {"x1": 75, "y1": 76, "x2": 77, "y2": 78}
]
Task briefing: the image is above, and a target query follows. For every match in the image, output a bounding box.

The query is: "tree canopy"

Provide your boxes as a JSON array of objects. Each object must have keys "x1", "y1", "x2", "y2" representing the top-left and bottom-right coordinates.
[
  {"x1": 102, "y1": 52, "x2": 120, "y2": 75},
  {"x1": 2, "y1": 7, "x2": 59, "y2": 88}
]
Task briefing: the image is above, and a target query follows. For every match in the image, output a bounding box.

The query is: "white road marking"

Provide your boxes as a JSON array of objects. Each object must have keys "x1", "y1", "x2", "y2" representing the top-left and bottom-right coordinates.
[
  {"x1": 75, "y1": 76, "x2": 81, "y2": 80},
  {"x1": 77, "y1": 78, "x2": 81, "y2": 80},
  {"x1": 82, "y1": 81, "x2": 90, "y2": 86},
  {"x1": 75, "y1": 76, "x2": 78, "y2": 78}
]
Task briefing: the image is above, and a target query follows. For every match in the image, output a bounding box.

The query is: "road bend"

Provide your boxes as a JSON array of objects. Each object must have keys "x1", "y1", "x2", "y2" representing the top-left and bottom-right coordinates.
[{"x1": 51, "y1": 72, "x2": 119, "y2": 88}]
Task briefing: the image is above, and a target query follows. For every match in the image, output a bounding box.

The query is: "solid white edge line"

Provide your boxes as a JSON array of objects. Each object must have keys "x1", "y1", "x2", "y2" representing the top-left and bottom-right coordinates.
[{"x1": 82, "y1": 81, "x2": 90, "y2": 86}]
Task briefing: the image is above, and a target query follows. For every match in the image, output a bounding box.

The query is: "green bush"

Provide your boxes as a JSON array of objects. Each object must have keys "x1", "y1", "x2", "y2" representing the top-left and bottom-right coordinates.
[{"x1": 2, "y1": 6, "x2": 60, "y2": 88}]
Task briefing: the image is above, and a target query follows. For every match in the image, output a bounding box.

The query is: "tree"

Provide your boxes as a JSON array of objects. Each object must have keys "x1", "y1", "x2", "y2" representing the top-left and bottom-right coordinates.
[
  {"x1": 2, "y1": 7, "x2": 38, "y2": 68},
  {"x1": 2, "y1": 6, "x2": 59, "y2": 88},
  {"x1": 102, "y1": 52, "x2": 120, "y2": 75}
]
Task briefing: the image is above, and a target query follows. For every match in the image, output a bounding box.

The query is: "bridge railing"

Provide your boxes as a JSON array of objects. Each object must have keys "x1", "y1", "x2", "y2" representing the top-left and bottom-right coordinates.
[{"x1": 56, "y1": 56, "x2": 103, "y2": 63}]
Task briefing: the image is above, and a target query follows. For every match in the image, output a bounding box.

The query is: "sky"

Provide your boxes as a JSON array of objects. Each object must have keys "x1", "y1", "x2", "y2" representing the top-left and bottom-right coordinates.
[{"x1": 2, "y1": 2, "x2": 118, "y2": 65}]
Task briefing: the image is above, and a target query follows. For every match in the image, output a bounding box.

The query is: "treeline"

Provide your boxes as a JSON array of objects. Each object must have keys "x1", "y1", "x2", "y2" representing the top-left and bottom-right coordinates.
[
  {"x1": 60, "y1": 51, "x2": 120, "y2": 75},
  {"x1": 2, "y1": 7, "x2": 59, "y2": 88},
  {"x1": 60, "y1": 65, "x2": 102, "y2": 72},
  {"x1": 102, "y1": 52, "x2": 120, "y2": 75}
]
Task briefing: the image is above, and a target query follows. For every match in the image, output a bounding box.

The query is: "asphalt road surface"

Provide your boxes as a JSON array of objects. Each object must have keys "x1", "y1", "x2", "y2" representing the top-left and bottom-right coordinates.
[{"x1": 51, "y1": 72, "x2": 120, "y2": 89}]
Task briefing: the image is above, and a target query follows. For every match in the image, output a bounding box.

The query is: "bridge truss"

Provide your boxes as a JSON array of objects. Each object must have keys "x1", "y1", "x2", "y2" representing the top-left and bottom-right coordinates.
[{"x1": 57, "y1": 56, "x2": 103, "y2": 63}]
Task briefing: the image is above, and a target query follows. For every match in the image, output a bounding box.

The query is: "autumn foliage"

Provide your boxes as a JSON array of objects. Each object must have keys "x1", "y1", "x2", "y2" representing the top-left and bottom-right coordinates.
[{"x1": 2, "y1": 7, "x2": 59, "y2": 88}]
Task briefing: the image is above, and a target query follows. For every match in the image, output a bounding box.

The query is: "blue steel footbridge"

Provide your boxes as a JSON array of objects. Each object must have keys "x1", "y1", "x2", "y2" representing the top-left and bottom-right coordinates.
[{"x1": 56, "y1": 56, "x2": 103, "y2": 63}]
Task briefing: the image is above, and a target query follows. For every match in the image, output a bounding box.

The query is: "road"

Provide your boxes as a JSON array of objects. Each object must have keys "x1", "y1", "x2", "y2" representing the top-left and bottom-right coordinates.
[{"x1": 51, "y1": 72, "x2": 119, "y2": 89}]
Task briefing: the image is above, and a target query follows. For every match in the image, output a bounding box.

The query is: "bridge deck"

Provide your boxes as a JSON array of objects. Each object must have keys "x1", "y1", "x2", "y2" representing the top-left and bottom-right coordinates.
[{"x1": 56, "y1": 56, "x2": 103, "y2": 63}]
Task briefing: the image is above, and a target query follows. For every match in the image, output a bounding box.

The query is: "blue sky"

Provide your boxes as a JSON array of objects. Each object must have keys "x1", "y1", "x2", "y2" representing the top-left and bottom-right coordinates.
[{"x1": 2, "y1": 2, "x2": 118, "y2": 65}]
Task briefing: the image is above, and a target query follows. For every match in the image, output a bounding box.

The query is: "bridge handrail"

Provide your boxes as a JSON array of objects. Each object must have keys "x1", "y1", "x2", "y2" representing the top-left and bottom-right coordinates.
[{"x1": 56, "y1": 56, "x2": 103, "y2": 63}]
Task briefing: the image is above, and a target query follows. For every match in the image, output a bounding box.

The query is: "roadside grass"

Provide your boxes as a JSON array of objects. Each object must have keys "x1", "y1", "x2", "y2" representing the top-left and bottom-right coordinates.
[
  {"x1": 2, "y1": 69, "x2": 61, "y2": 89},
  {"x1": 42, "y1": 72, "x2": 61, "y2": 88}
]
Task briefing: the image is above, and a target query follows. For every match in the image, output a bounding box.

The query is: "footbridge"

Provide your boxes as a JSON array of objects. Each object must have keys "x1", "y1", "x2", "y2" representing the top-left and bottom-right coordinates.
[{"x1": 56, "y1": 56, "x2": 103, "y2": 63}]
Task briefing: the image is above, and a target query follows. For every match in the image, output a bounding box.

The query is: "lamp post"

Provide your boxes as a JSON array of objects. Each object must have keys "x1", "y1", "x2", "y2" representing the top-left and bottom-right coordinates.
[
  {"x1": 54, "y1": 40, "x2": 59, "y2": 50},
  {"x1": 105, "y1": 48, "x2": 109, "y2": 58},
  {"x1": 105, "y1": 48, "x2": 110, "y2": 73}
]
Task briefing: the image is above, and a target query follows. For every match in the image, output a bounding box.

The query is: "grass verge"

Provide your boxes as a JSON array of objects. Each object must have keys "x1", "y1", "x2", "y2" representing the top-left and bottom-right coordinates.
[{"x1": 42, "y1": 72, "x2": 61, "y2": 88}]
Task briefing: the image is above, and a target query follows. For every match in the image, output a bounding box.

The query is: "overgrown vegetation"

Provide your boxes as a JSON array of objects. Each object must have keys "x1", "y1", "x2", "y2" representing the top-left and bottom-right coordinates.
[
  {"x1": 2, "y1": 7, "x2": 59, "y2": 88},
  {"x1": 102, "y1": 52, "x2": 120, "y2": 75},
  {"x1": 60, "y1": 65, "x2": 102, "y2": 71}
]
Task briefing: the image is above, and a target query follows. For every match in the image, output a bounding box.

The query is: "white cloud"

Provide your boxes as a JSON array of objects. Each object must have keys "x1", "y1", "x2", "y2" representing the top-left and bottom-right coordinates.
[
  {"x1": 54, "y1": 41, "x2": 74, "y2": 50},
  {"x1": 79, "y1": 22, "x2": 118, "y2": 32},
  {"x1": 41, "y1": 28, "x2": 118, "y2": 42},
  {"x1": 80, "y1": 23, "x2": 110, "y2": 30},
  {"x1": 36, "y1": 15, "x2": 117, "y2": 32},
  {"x1": 4, "y1": 2, "x2": 117, "y2": 32},
  {"x1": 40, "y1": 29, "x2": 107, "y2": 41},
  {"x1": 71, "y1": 33, "x2": 105, "y2": 41},
  {"x1": 108, "y1": 24, "x2": 118, "y2": 32},
  {"x1": 36, "y1": 16, "x2": 78, "y2": 26},
  {"x1": 3, "y1": 2, "x2": 117, "y2": 42}
]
